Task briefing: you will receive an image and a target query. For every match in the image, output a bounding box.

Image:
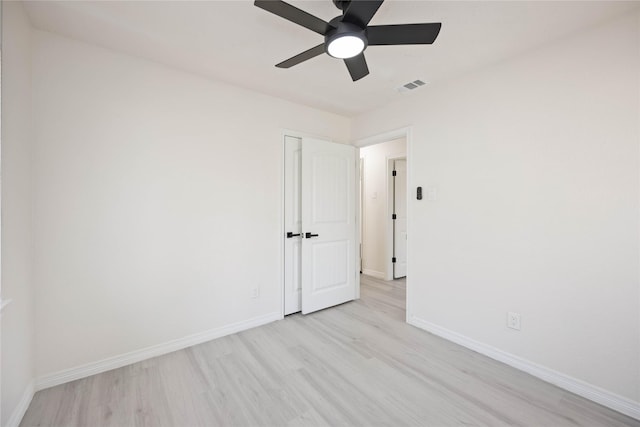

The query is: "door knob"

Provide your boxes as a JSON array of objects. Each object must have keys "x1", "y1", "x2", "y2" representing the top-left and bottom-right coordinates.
[
  {"x1": 305, "y1": 232, "x2": 319, "y2": 238},
  {"x1": 286, "y1": 232, "x2": 301, "y2": 238}
]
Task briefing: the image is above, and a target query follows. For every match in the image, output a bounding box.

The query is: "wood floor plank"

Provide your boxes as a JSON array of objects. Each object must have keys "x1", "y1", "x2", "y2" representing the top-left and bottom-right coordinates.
[{"x1": 20, "y1": 275, "x2": 640, "y2": 427}]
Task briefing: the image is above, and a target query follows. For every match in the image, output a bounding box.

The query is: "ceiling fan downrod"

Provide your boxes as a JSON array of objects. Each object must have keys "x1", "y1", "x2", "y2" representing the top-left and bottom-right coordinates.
[{"x1": 332, "y1": 0, "x2": 351, "y2": 13}]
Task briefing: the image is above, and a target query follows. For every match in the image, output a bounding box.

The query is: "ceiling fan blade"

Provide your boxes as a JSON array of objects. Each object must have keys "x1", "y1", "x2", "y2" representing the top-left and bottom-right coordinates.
[
  {"x1": 254, "y1": 0, "x2": 332, "y2": 35},
  {"x1": 276, "y1": 44, "x2": 325, "y2": 68},
  {"x1": 367, "y1": 23, "x2": 442, "y2": 45},
  {"x1": 342, "y1": 0, "x2": 384, "y2": 27},
  {"x1": 344, "y1": 53, "x2": 369, "y2": 81}
]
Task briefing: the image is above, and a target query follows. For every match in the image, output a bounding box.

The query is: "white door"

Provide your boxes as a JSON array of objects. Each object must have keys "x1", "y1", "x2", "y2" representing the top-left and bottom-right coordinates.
[
  {"x1": 284, "y1": 136, "x2": 303, "y2": 315},
  {"x1": 393, "y1": 159, "x2": 407, "y2": 278},
  {"x1": 301, "y1": 137, "x2": 357, "y2": 314}
]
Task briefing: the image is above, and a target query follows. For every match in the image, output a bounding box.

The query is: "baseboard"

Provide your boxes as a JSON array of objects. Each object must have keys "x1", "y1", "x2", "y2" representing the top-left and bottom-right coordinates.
[
  {"x1": 408, "y1": 315, "x2": 640, "y2": 421},
  {"x1": 35, "y1": 311, "x2": 281, "y2": 391},
  {"x1": 6, "y1": 380, "x2": 35, "y2": 427},
  {"x1": 362, "y1": 269, "x2": 385, "y2": 279}
]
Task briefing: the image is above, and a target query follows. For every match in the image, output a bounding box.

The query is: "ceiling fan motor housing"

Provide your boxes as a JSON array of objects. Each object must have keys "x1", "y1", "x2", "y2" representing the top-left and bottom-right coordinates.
[{"x1": 325, "y1": 19, "x2": 368, "y2": 58}]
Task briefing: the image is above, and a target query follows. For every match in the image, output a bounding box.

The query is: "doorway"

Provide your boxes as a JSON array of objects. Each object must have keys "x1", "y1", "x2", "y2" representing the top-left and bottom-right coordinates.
[
  {"x1": 357, "y1": 134, "x2": 408, "y2": 315},
  {"x1": 359, "y1": 137, "x2": 407, "y2": 281},
  {"x1": 392, "y1": 158, "x2": 407, "y2": 279}
]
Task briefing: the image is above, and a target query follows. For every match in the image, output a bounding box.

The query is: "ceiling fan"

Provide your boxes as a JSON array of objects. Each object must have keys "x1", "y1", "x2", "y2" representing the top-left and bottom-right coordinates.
[{"x1": 254, "y1": 0, "x2": 441, "y2": 82}]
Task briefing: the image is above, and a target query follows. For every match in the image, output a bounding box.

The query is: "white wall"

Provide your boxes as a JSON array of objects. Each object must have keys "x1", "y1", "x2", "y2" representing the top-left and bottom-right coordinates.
[
  {"x1": 1, "y1": 2, "x2": 35, "y2": 425},
  {"x1": 32, "y1": 30, "x2": 350, "y2": 379},
  {"x1": 353, "y1": 13, "x2": 640, "y2": 404},
  {"x1": 360, "y1": 138, "x2": 405, "y2": 278}
]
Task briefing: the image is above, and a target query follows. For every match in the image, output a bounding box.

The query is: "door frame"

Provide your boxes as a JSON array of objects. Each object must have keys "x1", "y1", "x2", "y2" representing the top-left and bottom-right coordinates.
[
  {"x1": 280, "y1": 130, "x2": 361, "y2": 318},
  {"x1": 353, "y1": 127, "x2": 413, "y2": 323},
  {"x1": 387, "y1": 155, "x2": 406, "y2": 281}
]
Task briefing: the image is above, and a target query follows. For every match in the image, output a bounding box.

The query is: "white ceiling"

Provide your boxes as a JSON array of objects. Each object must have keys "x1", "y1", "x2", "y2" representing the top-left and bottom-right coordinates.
[{"x1": 24, "y1": 0, "x2": 639, "y2": 117}]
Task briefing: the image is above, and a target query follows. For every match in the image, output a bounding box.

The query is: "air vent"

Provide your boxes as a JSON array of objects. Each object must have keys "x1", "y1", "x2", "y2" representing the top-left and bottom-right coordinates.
[{"x1": 397, "y1": 79, "x2": 428, "y2": 93}]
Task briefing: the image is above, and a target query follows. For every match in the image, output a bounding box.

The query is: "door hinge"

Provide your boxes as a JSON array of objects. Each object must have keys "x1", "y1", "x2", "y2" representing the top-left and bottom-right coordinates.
[
  {"x1": 392, "y1": 214, "x2": 397, "y2": 220},
  {"x1": 392, "y1": 257, "x2": 397, "y2": 263},
  {"x1": 392, "y1": 170, "x2": 397, "y2": 177}
]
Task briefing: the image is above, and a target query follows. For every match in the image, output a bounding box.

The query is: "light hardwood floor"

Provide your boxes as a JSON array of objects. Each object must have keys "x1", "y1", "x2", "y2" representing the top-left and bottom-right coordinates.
[{"x1": 21, "y1": 275, "x2": 640, "y2": 427}]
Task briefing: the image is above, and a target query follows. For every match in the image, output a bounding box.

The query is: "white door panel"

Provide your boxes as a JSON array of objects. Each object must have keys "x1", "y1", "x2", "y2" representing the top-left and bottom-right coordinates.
[{"x1": 301, "y1": 138, "x2": 357, "y2": 314}]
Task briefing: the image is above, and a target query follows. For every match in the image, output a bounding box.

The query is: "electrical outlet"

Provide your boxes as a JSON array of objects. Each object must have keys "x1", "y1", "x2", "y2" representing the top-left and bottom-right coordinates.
[
  {"x1": 507, "y1": 312, "x2": 521, "y2": 330},
  {"x1": 250, "y1": 287, "x2": 260, "y2": 299}
]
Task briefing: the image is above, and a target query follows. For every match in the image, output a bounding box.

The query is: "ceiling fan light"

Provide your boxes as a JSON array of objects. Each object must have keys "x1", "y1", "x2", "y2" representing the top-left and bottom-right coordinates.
[{"x1": 327, "y1": 35, "x2": 365, "y2": 59}]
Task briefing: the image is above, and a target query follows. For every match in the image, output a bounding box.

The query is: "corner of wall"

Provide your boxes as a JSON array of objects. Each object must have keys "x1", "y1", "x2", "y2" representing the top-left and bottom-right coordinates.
[
  {"x1": 637, "y1": 8, "x2": 640, "y2": 405},
  {"x1": 4, "y1": 382, "x2": 34, "y2": 427},
  {"x1": 1, "y1": 1, "x2": 37, "y2": 426}
]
